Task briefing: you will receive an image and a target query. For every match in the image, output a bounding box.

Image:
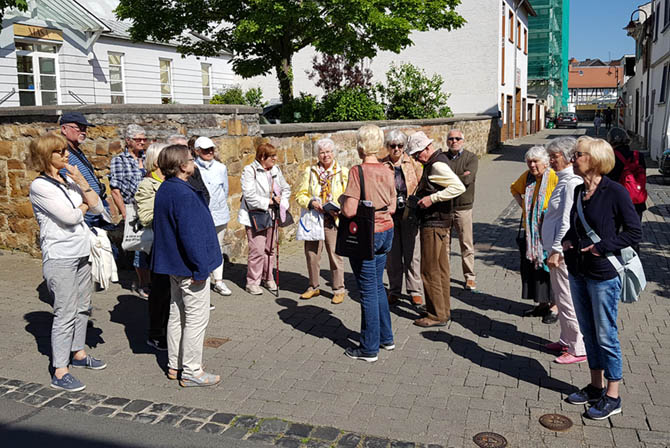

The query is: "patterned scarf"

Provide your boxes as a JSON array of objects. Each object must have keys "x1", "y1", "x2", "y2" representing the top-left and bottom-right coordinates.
[
  {"x1": 316, "y1": 162, "x2": 338, "y2": 204},
  {"x1": 524, "y1": 170, "x2": 550, "y2": 271}
]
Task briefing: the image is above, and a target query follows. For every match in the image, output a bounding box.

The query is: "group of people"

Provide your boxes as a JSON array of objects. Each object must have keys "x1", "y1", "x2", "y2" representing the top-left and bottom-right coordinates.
[
  {"x1": 28, "y1": 111, "x2": 645, "y2": 422},
  {"x1": 511, "y1": 129, "x2": 643, "y2": 420}
]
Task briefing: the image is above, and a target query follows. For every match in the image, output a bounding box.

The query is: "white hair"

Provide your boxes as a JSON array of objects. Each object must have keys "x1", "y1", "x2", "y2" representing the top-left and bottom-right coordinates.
[
  {"x1": 315, "y1": 138, "x2": 336, "y2": 155},
  {"x1": 144, "y1": 143, "x2": 168, "y2": 173},
  {"x1": 384, "y1": 129, "x2": 408, "y2": 147},
  {"x1": 167, "y1": 134, "x2": 187, "y2": 145},
  {"x1": 525, "y1": 145, "x2": 550, "y2": 166},
  {"x1": 125, "y1": 124, "x2": 146, "y2": 139},
  {"x1": 546, "y1": 137, "x2": 576, "y2": 162}
]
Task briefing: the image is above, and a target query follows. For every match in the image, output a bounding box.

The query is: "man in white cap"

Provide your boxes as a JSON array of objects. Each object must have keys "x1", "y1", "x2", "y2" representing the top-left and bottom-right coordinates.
[
  {"x1": 406, "y1": 131, "x2": 465, "y2": 327},
  {"x1": 194, "y1": 136, "x2": 232, "y2": 296}
]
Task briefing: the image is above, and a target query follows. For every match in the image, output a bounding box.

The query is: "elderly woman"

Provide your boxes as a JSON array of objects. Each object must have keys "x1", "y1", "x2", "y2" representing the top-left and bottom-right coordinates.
[
  {"x1": 563, "y1": 136, "x2": 641, "y2": 419},
  {"x1": 541, "y1": 137, "x2": 586, "y2": 364},
  {"x1": 340, "y1": 125, "x2": 396, "y2": 362},
  {"x1": 381, "y1": 130, "x2": 423, "y2": 306},
  {"x1": 239, "y1": 143, "x2": 291, "y2": 295},
  {"x1": 151, "y1": 145, "x2": 222, "y2": 387},
  {"x1": 295, "y1": 138, "x2": 348, "y2": 304},
  {"x1": 510, "y1": 146, "x2": 559, "y2": 321},
  {"x1": 29, "y1": 132, "x2": 107, "y2": 391},
  {"x1": 135, "y1": 142, "x2": 170, "y2": 352}
]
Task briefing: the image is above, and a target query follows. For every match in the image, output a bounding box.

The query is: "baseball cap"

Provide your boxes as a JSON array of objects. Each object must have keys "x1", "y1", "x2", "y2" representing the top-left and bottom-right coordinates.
[
  {"x1": 194, "y1": 136, "x2": 216, "y2": 150},
  {"x1": 59, "y1": 112, "x2": 95, "y2": 127},
  {"x1": 407, "y1": 131, "x2": 433, "y2": 156}
]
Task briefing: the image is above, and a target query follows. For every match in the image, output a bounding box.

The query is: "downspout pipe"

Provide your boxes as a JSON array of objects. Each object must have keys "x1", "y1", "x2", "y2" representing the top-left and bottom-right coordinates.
[{"x1": 514, "y1": 0, "x2": 526, "y2": 137}]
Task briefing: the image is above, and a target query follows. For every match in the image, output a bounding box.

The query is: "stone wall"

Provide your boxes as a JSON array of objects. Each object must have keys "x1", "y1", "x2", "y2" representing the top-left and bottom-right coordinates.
[{"x1": 0, "y1": 104, "x2": 498, "y2": 261}]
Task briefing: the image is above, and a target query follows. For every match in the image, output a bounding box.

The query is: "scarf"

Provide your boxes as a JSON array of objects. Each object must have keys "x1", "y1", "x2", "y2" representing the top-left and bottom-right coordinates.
[
  {"x1": 524, "y1": 170, "x2": 550, "y2": 271},
  {"x1": 316, "y1": 162, "x2": 338, "y2": 204}
]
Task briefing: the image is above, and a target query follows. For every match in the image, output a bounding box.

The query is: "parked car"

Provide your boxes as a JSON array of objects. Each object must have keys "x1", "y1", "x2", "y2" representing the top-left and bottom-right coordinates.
[
  {"x1": 555, "y1": 112, "x2": 578, "y2": 129},
  {"x1": 659, "y1": 148, "x2": 670, "y2": 178}
]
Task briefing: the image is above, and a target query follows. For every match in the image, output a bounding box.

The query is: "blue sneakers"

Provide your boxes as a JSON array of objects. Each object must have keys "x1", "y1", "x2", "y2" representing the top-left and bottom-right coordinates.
[
  {"x1": 71, "y1": 355, "x2": 107, "y2": 370},
  {"x1": 587, "y1": 395, "x2": 622, "y2": 420},
  {"x1": 344, "y1": 347, "x2": 378, "y2": 362},
  {"x1": 51, "y1": 373, "x2": 86, "y2": 391},
  {"x1": 567, "y1": 384, "x2": 605, "y2": 405}
]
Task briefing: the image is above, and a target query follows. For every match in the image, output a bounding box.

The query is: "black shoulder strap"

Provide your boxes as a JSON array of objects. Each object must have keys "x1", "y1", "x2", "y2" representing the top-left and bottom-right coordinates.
[
  {"x1": 69, "y1": 147, "x2": 103, "y2": 191},
  {"x1": 38, "y1": 174, "x2": 77, "y2": 209},
  {"x1": 358, "y1": 165, "x2": 366, "y2": 202}
]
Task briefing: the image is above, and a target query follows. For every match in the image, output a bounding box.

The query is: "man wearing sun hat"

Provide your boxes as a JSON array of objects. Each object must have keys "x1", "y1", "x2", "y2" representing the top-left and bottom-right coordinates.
[{"x1": 406, "y1": 131, "x2": 465, "y2": 328}]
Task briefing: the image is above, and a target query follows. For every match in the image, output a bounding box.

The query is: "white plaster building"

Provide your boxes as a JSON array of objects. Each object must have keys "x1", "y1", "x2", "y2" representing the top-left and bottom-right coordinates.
[
  {"x1": 623, "y1": 0, "x2": 670, "y2": 160},
  {"x1": 0, "y1": 0, "x2": 234, "y2": 107},
  {"x1": 236, "y1": 0, "x2": 536, "y2": 139}
]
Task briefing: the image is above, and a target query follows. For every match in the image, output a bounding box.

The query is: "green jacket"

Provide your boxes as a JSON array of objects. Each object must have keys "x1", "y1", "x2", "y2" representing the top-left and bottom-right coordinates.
[{"x1": 445, "y1": 149, "x2": 478, "y2": 211}]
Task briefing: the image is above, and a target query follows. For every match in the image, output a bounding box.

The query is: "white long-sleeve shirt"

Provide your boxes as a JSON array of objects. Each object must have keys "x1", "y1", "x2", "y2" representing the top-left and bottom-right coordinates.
[
  {"x1": 541, "y1": 165, "x2": 583, "y2": 255},
  {"x1": 30, "y1": 176, "x2": 103, "y2": 262},
  {"x1": 427, "y1": 161, "x2": 466, "y2": 203}
]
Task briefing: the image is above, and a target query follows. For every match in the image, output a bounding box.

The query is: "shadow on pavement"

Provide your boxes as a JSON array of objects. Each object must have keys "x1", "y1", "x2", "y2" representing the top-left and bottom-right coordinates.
[{"x1": 275, "y1": 298, "x2": 358, "y2": 349}]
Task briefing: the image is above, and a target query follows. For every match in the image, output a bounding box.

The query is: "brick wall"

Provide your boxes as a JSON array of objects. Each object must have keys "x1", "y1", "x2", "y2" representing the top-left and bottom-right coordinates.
[{"x1": 0, "y1": 104, "x2": 498, "y2": 260}]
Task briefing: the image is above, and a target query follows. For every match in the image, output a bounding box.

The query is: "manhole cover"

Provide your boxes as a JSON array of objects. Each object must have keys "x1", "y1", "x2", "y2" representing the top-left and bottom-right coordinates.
[
  {"x1": 472, "y1": 432, "x2": 507, "y2": 448},
  {"x1": 204, "y1": 337, "x2": 230, "y2": 348},
  {"x1": 539, "y1": 413, "x2": 573, "y2": 432}
]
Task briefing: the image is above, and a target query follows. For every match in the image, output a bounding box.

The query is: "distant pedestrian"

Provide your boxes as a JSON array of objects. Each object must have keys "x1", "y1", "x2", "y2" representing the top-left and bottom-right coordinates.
[
  {"x1": 445, "y1": 129, "x2": 479, "y2": 291},
  {"x1": 604, "y1": 107, "x2": 613, "y2": 130},
  {"x1": 606, "y1": 128, "x2": 647, "y2": 222},
  {"x1": 593, "y1": 114, "x2": 603, "y2": 137},
  {"x1": 29, "y1": 132, "x2": 108, "y2": 392},
  {"x1": 408, "y1": 131, "x2": 465, "y2": 328}
]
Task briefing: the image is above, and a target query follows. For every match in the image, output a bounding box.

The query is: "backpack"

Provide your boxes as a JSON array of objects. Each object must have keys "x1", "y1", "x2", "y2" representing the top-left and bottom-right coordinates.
[{"x1": 615, "y1": 150, "x2": 647, "y2": 205}]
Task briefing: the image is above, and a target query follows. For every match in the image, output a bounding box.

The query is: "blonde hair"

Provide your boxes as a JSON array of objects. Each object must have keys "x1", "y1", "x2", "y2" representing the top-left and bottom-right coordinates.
[
  {"x1": 145, "y1": 142, "x2": 168, "y2": 173},
  {"x1": 29, "y1": 132, "x2": 67, "y2": 173},
  {"x1": 576, "y1": 136, "x2": 615, "y2": 175},
  {"x1": 356, "y1": 124, "x2": 384, "y2": 156}
]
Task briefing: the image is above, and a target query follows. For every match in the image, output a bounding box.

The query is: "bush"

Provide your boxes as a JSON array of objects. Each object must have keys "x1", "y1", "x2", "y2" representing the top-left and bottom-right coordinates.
[
  {"x1": 317, "y1": 87, "x2": 385, "y2": 122},
  {"x1": 307, "y1": 54, "x2": 373, "y2": 94},
  {"x1": 280, "y1": 93, "x2": 319, "y2": 123},
  {"x1": 377, "y1": 63, "x2": 452, "y2": 119},
  {"x1": 244, "y1": 87, "x2": 266, "y2": 108},
  {"x1": 210, "y1": 86, "x2": 266, "y2": 108}
]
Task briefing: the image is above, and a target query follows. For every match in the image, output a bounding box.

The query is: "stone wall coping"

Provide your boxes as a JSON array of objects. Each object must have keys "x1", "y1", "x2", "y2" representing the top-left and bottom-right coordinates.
[
  {"x1": 0, "y1": 104, "x2": 262, "y2": 120},
  {"x1": 260, "y1": 114, "x2": 497, "y2": 135}
]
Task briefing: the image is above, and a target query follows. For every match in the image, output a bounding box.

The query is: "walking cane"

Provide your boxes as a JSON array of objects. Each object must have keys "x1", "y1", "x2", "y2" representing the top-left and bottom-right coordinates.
[{"x1": 268, "y1": 204, "x2": 280, "y2": 297}]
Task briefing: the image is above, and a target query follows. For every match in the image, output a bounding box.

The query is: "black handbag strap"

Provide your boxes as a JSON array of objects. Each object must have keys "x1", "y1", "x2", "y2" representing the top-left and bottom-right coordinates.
[
  {"x1": 38, "y1": 173, "x2": 77, "y2": 209},
  {"x1": 68, "y1": 147, "x2": 104, "y2": 194},
  {"x1": 358, "y1": 165, "x2": 366, "y2": 202}
]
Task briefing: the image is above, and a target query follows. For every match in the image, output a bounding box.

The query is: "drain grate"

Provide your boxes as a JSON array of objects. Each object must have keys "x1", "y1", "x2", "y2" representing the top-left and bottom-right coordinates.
[
  {"x1": 472, "y1": 432, "x2": 507, "y2": 448},
  {"x1": 539, "y1": 413, "x2": 573, "y2": 432},
  {"x1": 204, "y1": 337, "x2": 230, "y2": 348}
]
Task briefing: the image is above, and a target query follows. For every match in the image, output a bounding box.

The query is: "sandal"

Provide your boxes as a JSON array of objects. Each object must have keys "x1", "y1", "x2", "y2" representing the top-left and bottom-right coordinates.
[
  {"x1": 167, "y1": 368, "x2": 179, "y2": 381},
  {"x1": 179, "y1": 371, "x2": 220, "y2": 387}
]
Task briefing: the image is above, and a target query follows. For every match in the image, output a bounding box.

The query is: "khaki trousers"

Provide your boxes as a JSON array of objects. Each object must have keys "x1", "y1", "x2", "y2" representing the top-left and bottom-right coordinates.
[
  {"x1": 211, "y1": 224, "x2": 227, "y2": 282},
  {"x1": 304, "y1": 222, "x2": 345, "y2": 294},
  {"x1": 451, "y1": 208, "x2": 475, "y2": 282},
  {"x1": 386, "y1": 217, "x2": 423, "y2": 297},
  {"x1": 167, "y1": 276, "x2": 211, "y2": 377},
  {"x1": 550, "y1": 259, "x2": 586, "y2": 356},
  {"x1": 421, "y1": 226, "x2": 452, "y2": 322}
]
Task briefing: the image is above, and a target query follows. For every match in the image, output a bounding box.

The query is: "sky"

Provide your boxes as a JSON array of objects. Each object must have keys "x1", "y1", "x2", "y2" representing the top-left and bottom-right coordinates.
[{"x1": 569, "y1": 0, "x2": 642, "y2": 61}]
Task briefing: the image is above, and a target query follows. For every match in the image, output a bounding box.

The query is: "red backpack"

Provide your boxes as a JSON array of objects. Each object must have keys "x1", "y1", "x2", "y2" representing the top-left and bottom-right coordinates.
[{"x1": 615, "y1": 150, "x2": 647, "y2": 204}]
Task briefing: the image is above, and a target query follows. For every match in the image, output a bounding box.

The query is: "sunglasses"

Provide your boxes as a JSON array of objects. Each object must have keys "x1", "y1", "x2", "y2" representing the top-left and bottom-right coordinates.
[
  {"x1": 571, "y1": 151, "x2": 588, "y2": 162},
  {"x1": 447, "y1": 137, "x2": 463, "y2": 141},
  {"x1": 132, "y1": 137, "x2": 148, "y2": 142},
  {"x1": 389, "y1": 144, "x2": 404, "y2": 149},
  {"x1": 64, "y1": 124, "x2": 86, "y2": 132},
  {"x1": 52, "y1": 147, "x2": 68, "y2": 156},
  {"x1": 200, "y1": 147, "x2": 215, "y2": 154}
]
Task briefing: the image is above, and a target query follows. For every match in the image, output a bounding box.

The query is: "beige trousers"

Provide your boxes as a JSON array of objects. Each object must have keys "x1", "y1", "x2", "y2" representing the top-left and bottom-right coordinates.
[
  {"x1": 304, "y1": 221, "x2": 345, "y2": 294},
  {"x1": 211, "y1": 224, "x2": 227, "y2": 282},
  {"x1": 386, "y1": 217, "x2": 423, "y2": 297},
  {"x1": 550, "y1": 259, "x2": 586, "y2": 356},
  {"x1": 451, "y1": 208, "x2": 476, "y2": 282},
  {"x1": 167, "y1": 276, "x2": 211, "y2": 377}
]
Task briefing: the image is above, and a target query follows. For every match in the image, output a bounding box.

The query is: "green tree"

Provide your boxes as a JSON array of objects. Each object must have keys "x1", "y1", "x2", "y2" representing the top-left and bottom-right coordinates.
[
  {"x1": 0, "y1": 0, "x2": 28, "y2": 21},
  {"x1": 115, "y1": 0, "x2": 465, "y2": 105}
]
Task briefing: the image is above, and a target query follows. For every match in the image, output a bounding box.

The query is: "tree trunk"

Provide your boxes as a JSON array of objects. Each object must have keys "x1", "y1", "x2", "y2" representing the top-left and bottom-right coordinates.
[{"x1": 276, "y1": 55, "x2": 294, "y2": 105}]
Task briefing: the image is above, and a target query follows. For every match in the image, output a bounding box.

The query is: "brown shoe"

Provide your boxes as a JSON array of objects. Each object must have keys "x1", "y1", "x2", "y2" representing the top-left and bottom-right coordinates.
[
  {"x1": 465, "y1": 279, "x2": 477, "y2": 291},
  {"x1": 413, "y1": 317, "x2": 448, "y2": 328},
  {"x1": 300, "y1": 288, "x2": 320, "y2": 300},
  {"x1": 387, "y1": 292, "x2": 400, "y2": 305},
  {"x1": 332, "y1": 293, "x2": 345, "y2": 304},
  {"x1": 411, "y1": 295, "x2": 423, "y2": 305}
]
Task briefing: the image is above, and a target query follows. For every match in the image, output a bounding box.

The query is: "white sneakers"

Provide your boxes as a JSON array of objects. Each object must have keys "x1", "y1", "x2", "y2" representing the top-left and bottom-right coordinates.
[{"x1": 212, "y1": 281, "x2": 232, "y2": 296}]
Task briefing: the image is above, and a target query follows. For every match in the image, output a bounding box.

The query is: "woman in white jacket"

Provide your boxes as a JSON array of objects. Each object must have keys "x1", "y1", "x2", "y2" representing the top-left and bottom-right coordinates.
[
  {"x1": 541, "y1": 137, "x2": 587, "y2": 364},
  {"x1": 239, "y1": 143, "x2": 291, "y2": 295}
]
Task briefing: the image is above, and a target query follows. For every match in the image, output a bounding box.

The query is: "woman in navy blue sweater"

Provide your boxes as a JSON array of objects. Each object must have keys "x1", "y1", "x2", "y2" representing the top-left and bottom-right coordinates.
[
  {"x1": 152, "y1": 145, "x2": 222, "y2": 387},
  {"x1": 562, "y1": 136, "x2": 642, "y2": 420}
]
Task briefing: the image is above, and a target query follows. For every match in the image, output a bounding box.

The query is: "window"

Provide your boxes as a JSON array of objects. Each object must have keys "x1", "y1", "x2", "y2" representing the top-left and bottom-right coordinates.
[
  {"x1": 654, "y1": 5, "x2": 660, "y2": 41},
  {"x1": 665, "y1": 0, "x2": 670, "y2": 29},
  {"x1": 15, "y1": 41, "x2": 59, "y2": 106},
  {"x1": 159, "y1": 59, "x2": 173, "y2": 103},
  {"x1": 524, "y1": 27, "x2": 528, "y2": 54},
  {"x1": 108, "y1": 52, "x2": 124, "y2": 104},
  {"x1": 516, "y1": 20, "x2": 521, "y2": 49},
  {"x1": 509, "y1": 11, "x2": 514, "y2": 43},
  {"x1": 660, "y1": 64, "x2": 668, "y2": 104},
  {"x1": 201, "y1": 63, "x2": 212, "y2": 104}
]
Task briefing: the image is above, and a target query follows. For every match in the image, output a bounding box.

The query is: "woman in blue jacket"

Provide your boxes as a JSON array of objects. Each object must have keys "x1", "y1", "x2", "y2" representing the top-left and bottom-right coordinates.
[{"x1": 151, "y1": 145, "x2": 222, "y2": 387}]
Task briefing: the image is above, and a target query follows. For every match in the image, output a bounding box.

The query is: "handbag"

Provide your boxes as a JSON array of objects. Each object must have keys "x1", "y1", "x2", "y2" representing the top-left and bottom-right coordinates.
[
  {"x1": 296, "y1": 208, "x2": 324, "y2": 241},
  {"x1": 247, "y1": 207, "x2": 273, "y2": 232},
  {"x1": 335, "y1": 165, "x2": 375, "y2": 260},
  {"x1": 576, "y1": 195, "x2": 646, "y2": 303},
  {"x1": 121, "y1": 203, "x2": 154, "y2": 254}
]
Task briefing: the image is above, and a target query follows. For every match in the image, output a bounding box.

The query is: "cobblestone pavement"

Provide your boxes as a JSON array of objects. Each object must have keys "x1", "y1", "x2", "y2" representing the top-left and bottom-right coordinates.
[{"x1": 0, "y1": 126, "x2": 668, "y2": 447}]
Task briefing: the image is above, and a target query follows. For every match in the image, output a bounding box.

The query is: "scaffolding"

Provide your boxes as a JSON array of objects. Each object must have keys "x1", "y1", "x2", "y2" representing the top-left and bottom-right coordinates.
[{"x1": 528, "y1": 0, "x2": 569, "y2": 114}]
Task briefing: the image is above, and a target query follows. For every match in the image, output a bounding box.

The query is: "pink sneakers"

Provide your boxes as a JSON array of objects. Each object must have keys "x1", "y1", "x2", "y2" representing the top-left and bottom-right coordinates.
[
  {"x1": 554, "y1": 353, "x2": 587, "y2": 364},
  {"x1": 545, "y1": 341, "x2": 568, "y2": 352}
]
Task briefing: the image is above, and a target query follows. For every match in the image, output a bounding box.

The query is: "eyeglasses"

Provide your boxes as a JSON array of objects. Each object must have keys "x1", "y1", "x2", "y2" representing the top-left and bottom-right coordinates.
[
  {"x1": 63, "y1": 124, "x2": 86, "y2": 133},
  {"x1": 52, "y1": 147, "x2": 68, "y2": 156},
  {"x1": 447, "y1": 137, "x2": 463, "y2": 142},
  {"x1": 411, "y1": 149, "x2": 424, "y2": 160},
  {"x1": 388, "y1": 144, "x2": 404, "y2": 149},
  {"x1": 132, "y1": 137, "x2": 148, "y2": 143},
  {"x1": 571, "y1": 151, "x2": 588, "y2": 162}
]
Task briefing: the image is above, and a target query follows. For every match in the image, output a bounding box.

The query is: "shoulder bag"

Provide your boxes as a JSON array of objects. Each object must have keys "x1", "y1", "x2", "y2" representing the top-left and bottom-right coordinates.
[
  {"x1": 335, "y1": 165, "x2": 375, "y2": 260},
  {"x1": 296, "y1": 167, "x2": 325, "y2": 241},
  {"x1": 576, "y1": 195, "x2": 646, "y2": 303},
  {"x1": 121, "y1": 202, "x2": 154, "y2": 254}
]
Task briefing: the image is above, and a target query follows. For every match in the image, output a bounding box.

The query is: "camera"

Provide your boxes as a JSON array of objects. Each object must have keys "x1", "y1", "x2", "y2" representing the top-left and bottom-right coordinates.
[{"x1": 396, "y1": 195, "x2": 406, "y2": 210}]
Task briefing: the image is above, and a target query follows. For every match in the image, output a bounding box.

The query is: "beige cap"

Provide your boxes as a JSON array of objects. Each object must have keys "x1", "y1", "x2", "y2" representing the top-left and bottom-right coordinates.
[{"x1": 407, "y1": 131, "x2": 433, "y2": 155}]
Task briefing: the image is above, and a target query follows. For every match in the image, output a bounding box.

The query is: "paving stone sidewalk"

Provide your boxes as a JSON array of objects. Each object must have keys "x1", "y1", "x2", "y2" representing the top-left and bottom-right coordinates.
[{"x1": 0, "y1": 127, "x2": 668, "y2": 447}]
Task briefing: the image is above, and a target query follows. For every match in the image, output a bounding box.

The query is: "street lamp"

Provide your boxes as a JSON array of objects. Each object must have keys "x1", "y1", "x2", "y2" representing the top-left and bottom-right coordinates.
[{"x1": 623, "y1": 8, "x2": 648, "y2": 35}]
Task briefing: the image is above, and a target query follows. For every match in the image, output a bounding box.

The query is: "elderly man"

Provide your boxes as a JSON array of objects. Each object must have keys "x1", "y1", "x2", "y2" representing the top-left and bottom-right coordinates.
[
  {"x1": 445, "y1": 129, "x2": 479, "y2": 291},
  {"x1": 110, "y1": 124, "x2": 149, "y2": 297},
  {"x1": 407, "y1": 132, "x2": 465, "y2": 327},
  {"x1": 59, "y1": 112, "x2": 111, "y2": 229}
]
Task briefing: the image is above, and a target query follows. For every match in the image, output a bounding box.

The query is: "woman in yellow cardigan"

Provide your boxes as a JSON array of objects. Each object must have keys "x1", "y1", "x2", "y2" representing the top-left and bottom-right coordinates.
[
  {"x1": 510, "y1": 145, "x2": 559, "y2": 322},
  {"x1": 295, "y1": 138, "x2": 349, "y2": 304}
]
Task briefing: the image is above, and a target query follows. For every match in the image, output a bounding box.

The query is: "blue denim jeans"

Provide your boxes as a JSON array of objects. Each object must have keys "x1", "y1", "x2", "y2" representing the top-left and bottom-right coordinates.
[
  {"x1": 569, "y1": 273, "x2": 623, "y2": 381},
  {"x1": 349, "y1": 229, "x2": 394, "y2": 355}
]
